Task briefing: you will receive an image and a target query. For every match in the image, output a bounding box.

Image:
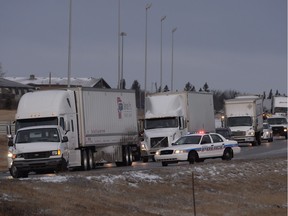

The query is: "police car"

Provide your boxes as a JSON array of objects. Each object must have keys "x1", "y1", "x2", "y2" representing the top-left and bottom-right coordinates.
[{"x1": 154, "y1": 132, "x2": 240, "y2": 166}]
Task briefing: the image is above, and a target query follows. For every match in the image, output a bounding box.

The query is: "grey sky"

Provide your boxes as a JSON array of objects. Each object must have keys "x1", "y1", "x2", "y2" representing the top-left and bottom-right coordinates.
[{"x1": 1, "y1": 0, "x2": 287, "y2": 95}]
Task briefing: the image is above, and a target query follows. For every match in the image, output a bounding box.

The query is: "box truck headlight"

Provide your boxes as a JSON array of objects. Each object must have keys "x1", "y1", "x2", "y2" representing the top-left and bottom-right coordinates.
[
  {"x1": 51, "y1": 150, "x2": 61, "y2": 156},
  {"x1": 141, "y1": 143, "x2": 147, "y2": 151},
  {"x1": 247, "y1": 130, "x2": 255, "y2": 136},
  {"x1": 7, "y1": 152, "x2": 13, "y2": 158}
]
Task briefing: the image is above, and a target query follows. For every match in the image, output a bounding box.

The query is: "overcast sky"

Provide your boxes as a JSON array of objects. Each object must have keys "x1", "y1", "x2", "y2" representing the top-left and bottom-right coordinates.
[{"x1": 1, "y1": 0, "x2": 287, "y2": 95}]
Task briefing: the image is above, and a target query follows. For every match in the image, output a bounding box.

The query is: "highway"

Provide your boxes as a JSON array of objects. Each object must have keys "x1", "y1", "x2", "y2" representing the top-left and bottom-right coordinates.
[{"x1": 0, "y1": 136, "x2": 286, "y2": 179}]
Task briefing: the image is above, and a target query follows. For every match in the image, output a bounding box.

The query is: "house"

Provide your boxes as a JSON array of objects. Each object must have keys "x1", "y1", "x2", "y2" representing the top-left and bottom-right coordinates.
[
  {"x1": 0, "y1": 78, "x2": 34, "y2": 109},
  {"x1": 5, "y1": 75, "x2": 111, "y2": 90}
]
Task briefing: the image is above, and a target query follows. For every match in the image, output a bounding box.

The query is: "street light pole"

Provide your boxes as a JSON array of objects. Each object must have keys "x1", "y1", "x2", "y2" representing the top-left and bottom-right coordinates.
[
  {"x1": 120, "y1": 32, "x2": 127, "y2": 89},
  {"x1": 160, "y1": 15, "x2": 166, "y2": 91},
  {"x1": 117, "y1": 0, "x2": 121, "y2": 89},
  {"x1": 67, "y1": 0, "x2": 72, "y2": 88},
  {"x1": 144, "y1": 3, "x2": 152, "y2": 97},
  {"x1": 171, "y1": 27, "x2": 177, "y2": 92}
]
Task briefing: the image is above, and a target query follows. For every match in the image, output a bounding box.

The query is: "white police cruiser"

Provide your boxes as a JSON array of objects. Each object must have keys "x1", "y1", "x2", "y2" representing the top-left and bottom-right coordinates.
[{"x1": 154, "y1": 132, "x2": 240, "y2": 166}]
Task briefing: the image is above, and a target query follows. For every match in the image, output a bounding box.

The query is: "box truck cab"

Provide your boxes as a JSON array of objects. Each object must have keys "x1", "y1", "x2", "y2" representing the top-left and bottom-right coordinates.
[
  {"x1": 141, "y1": 91, "x2": 215, "y2": 162},
  {"x1": 272, "y1": 96, "x2": 288, "y2": 116},
  {"x1": 7, "y1": 88, "x2": 138, "y2": 178},
  {"x1": 8, "y1": 90, "x2": 80, "y2": 178},
  {"x1": 224, "y1": 96, "x2": 263, "y2": 146}
]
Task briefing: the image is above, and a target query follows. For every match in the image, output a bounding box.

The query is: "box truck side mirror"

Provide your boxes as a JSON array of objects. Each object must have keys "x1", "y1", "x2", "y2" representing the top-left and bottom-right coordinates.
[{"x1": 62, "y1": 136, "x2": 68, "y2": 143}]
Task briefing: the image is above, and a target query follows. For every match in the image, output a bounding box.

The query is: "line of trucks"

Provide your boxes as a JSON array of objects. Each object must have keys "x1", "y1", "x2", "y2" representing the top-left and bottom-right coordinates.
[{"x1": 6, "y1": 88, "x2": 287, "y2": 178}]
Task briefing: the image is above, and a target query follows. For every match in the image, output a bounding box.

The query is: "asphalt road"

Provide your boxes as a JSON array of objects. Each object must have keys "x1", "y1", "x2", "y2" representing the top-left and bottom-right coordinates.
[{"x1": 0, "y1": 136, "x2": 287, "y2": 180}]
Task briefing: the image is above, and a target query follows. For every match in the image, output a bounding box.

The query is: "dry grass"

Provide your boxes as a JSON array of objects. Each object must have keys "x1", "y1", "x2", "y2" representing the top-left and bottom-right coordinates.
[
  {"x1": 0, "y1": 158, "x2": 287, "y2": 216},
  {"x1": 0, "y1": 110, "x2": 16, "y2": 122}
]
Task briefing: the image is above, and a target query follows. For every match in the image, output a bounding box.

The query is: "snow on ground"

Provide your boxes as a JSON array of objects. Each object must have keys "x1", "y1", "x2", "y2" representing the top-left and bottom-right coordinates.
[{"x1": 13, "y1": 159, "x2": 287, "y2": 186}]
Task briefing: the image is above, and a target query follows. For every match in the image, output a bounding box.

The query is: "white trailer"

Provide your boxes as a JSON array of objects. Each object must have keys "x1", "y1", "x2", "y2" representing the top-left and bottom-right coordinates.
[
  {"x1": 7, "y1": 88, "x2": 138, "y2": 178},
  {"x1": 224, "y1": 96, "x2": 263, "y2": 146},
  {"x1": 272, "y1": 96, "x2": 288, "y2": 116},
  {"x1": 141, "y1": 91, "x2": 215, "y2": 162}
]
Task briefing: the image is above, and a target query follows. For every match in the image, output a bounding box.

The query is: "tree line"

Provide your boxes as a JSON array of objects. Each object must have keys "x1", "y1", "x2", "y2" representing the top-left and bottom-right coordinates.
[{"x1": 129, "y1": 80, "x2": 286, "y2": 112}]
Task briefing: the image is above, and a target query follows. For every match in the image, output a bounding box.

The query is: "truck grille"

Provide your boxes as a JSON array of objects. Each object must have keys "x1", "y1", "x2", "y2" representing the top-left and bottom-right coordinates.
[
  {"x1": 160, "y1": 150, "x2": 173, "y2": 155},
  {"x1": 231, "y1": 131, "x2": 245, "y2": 136},
  {"x1": 151, "y1": 137, "x2": 168, "y2": 148},
  {"x1": 23, "y1": 151, "x2": 51, "y2": 159},
  {"x1": 271, "y1": 126, "x2": 285, "y2": 134}
]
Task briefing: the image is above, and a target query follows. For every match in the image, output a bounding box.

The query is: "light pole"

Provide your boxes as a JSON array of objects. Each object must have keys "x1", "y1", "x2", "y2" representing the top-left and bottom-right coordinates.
[
  {"x1": 67, "y1": 0, "x2": 72, "y2": 88},
  {"x1": 117, "y1": 0, "x2": 121, "y2": 89},
  {"x1": 144, "y1": 3, "x2": 152, "y2": 97},
  {"x1": 171, "y1": 27, "x2": 177, "y2": 91},
  {"x1": 160, "y1": 15, "x2": 166, "y2": 91},
  {"x1": 120, "y1": 32, "x2": 127, "y2": 89}
]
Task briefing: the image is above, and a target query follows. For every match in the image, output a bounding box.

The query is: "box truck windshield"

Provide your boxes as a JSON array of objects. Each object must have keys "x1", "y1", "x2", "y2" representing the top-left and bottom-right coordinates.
[
  {"x1": 227, "y1": 116, "x2": 252, "y2": 127},
  {"x1": 145, "y1": 117, "x2": 178, "y2": 129},
  {"x1": 16, "y1": 117, "x2": 58, "y2": 131},
  {"x1": 16, "y1": 128, "x2": 60, "y2": 144}
]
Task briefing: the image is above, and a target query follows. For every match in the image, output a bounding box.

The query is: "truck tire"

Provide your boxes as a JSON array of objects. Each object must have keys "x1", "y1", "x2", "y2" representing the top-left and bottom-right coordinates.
[
  {"x1": 81, "y1": 150, "x2": 89, "y2": 171},
  {"x1": 142, "y1": 156, "x2": 149, "y2": 163},
  {"x1": 56, "y1": 157, "x2": 68, "y2": 172},
  {"x1": 162, "y1": 162, "x2": 168, "y2": 167},
  {"x1": 123, "y1": 146, "x2": 132, "y2": 166},
  {"x1": 10, "y1": 165, "x2": 28, "y2": 178},
  {"x1": 87, "y1": 149, "x2": 94, "y2": 170}
]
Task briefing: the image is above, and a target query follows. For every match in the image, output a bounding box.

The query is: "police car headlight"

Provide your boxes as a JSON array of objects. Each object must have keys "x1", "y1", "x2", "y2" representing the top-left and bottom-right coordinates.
[
  {"x1": 284, "y1": 128, "x2": 287, "y2": 132},
  {"x1": 174, "y1": 149, "x2": 187, "y2": 154},
  {"x1": 155, "y1": 151, "x2": 160, "y2": 155}
]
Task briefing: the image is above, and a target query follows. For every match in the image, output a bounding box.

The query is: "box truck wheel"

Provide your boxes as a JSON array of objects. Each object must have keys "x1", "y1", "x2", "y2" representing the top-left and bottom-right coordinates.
[
  {"x1": 10, "y1": 165, "x2": 28, "y2": 178},
  {"x1": 81, "y1": 150, "x2": 89, "y2": 171},
  {"x1": 142, "y1": 156, "x2": 149, "y2": 163},
  {"x1": 123, "y1": 146, "x2": 132, "y2": 166},
  {"x1": 87, "y1": 149, "x2": 94, "y2": 170}
]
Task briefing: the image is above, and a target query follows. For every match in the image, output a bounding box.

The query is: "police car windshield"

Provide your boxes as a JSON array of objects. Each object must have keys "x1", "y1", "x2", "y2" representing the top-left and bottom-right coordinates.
[{"x1": 174, "y1": 135, "x2": 201, "y2": 145}]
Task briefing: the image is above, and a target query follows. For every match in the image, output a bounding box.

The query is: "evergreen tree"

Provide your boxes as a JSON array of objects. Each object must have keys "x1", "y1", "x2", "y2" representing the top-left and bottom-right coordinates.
[
  {"x1": 203, "y1": 82, "x2": 209, "y2": 92},
  {"x1": 184, "y1": 82, "x2": 192, "y2": 91},
  {"x1": 163, "y1": 85, "x2": 169, "y2": 92},
  {"x1": 268, "y1": 89, "x2": 273, "y2": 99}
]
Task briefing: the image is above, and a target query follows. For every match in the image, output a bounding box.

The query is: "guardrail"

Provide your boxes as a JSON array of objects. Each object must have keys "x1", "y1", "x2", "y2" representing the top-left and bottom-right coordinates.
[{"x1": 0, "y1": 121, "x2": 15, "y2": 135}]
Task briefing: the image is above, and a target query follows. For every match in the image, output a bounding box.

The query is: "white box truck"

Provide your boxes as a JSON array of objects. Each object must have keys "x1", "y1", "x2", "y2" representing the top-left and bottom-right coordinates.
[
  {"x1": 7, "y1": 88, "x2": 138, "y2": 178},
  {"x1": 141, "y1": 91, "x2": 215, "y2": 162},
  {"x1": 272, "y1": 96, "x2": 288, "y2": 116},
  {"x1": 224, "y1": 96, "x2": 263, "y2": 146}
]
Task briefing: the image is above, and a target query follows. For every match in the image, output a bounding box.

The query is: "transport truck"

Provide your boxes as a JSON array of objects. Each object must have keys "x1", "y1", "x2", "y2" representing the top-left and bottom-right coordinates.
[
  {"x1": 141, "y1": 91, "x2": 215, "y2": 162},
  {"x1": 266, "y1": 116, "x2": 287, "y2": 139},
  {"x1": 7, "y1": 88, "x2": 138, "y2": 178},
  {"x1": 224, "y1": 96, "x2": 263, "y2": 146},
  {"x1": 271, "y1": 96, "x2": 288, "y2": 116}
]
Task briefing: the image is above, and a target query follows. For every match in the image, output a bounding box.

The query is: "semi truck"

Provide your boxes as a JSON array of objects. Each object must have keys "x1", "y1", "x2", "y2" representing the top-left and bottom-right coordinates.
[
  {"x1": 141, "y1": 91, "x2": 215, "y2": 162},
  {"x1": 224, "y1": 96, "x2": 263, "y2": 146},
  {"x1": 7, "y1": 88, "x2": 138, "y2": 178},
  {"x1": 272, "y1": 96, "x2": 288, "y2": 116}
]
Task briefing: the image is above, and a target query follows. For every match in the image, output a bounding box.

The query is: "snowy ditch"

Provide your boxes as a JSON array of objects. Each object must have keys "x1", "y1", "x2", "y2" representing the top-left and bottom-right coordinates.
[{"x1": 10, "y1": 159, "x2": 286, "y2": 186}]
